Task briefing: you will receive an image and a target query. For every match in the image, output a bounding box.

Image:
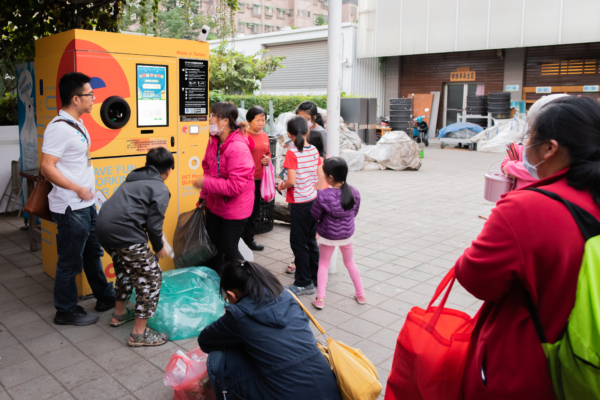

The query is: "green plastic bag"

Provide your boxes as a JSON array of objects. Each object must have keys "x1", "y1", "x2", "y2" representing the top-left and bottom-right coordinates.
[{"x1": 133, "y1": 267, "x2": 224, "y2": 340}]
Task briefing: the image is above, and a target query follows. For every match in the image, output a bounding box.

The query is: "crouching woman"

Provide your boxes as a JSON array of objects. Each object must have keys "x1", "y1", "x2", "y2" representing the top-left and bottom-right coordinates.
[{"x1": 198, "y1": 260, "x2": 341, "y2": 400}]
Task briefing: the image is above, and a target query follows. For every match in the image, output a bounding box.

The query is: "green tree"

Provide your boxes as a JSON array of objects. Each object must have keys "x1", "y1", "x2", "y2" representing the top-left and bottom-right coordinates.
[
  {"x1": 314, "y1": 14, "x2": 327, "y2": 26},
  {"x1": 209, "y1": 42, "x2": 285, "y2": 94},
  {"x1": 1, "y1": 0, "x2": 125, "y2": 95},
  {"x1": 122, "y1": 0, "x2": 239, "y2": 39},
  {"x1": 120, "y1": 0, "x2": 216, "y2": 40}
]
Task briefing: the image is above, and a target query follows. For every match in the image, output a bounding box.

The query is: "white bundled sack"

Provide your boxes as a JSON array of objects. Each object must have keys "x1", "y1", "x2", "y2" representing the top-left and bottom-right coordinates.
[
  {"x1": 341, "y1": 149, "x2": 365, "y2": 172},
  {"x1": 477, "y1": 117, "x2": 525, "y2": 153},
  {"x1": 362, "y1": 131, "x2": 421, "y2": 170}
]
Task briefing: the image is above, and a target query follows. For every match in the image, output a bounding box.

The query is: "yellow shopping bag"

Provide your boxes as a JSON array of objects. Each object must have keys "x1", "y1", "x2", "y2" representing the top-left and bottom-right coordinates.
[{"x1": 287, "y1": 290, "x2": 382, "y2": 400}]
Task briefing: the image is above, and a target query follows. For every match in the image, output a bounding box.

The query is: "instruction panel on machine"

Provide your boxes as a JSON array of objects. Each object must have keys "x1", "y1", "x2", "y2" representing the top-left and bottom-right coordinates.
[{"x1": 179, "y1": 59, "x2": 208, "y2": 116}]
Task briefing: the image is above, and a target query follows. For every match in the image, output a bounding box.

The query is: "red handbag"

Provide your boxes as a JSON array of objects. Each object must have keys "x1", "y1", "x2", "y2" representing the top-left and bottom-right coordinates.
[{"x1": 385, "y1": 268, "x2": 478, "y2": 400}]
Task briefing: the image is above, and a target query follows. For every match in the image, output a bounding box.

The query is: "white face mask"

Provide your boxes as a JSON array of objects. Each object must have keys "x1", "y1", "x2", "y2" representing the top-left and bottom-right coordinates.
[
  {"x1": 305, "y1": 118, "x2": 313, "y2": 129},
  {"x1": 209, "y1": 122, "x2": 223, "y2": 136},
  {"x1": 522, "y1": 142, "x2": 545, "y2": 180}
]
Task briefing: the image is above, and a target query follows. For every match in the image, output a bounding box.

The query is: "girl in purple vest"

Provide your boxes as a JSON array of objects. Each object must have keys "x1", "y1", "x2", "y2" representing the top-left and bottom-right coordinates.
[{"x1": 310, "y1": 157, "x2": 365, "y2": 309}]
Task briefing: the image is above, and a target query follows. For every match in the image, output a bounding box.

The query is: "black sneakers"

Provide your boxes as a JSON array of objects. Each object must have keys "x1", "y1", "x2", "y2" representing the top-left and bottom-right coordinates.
[
  {"x1": 95, "y1": 297, "x2": 116, "y2": 312},
  {"x1": 245, "y1": 241, "x2": 265, "y2": 251},
  {"x1": 54, "y1": 305, "x2": 99, "y2": 326}
]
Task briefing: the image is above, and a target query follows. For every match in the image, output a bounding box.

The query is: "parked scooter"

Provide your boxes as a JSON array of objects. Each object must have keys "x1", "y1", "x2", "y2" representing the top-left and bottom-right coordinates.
[{"x1": 413, "y1": 116, "x2": 429, "y2": 146}]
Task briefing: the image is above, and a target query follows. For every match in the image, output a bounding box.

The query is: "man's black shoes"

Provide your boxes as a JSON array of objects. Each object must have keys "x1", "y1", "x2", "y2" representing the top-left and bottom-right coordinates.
[
  {"x1": 245, "y1": 241, "x2": 264, "y2": 251},
  {"x1": 54, "y1": 306, "x2": 99, "y2": 326}
]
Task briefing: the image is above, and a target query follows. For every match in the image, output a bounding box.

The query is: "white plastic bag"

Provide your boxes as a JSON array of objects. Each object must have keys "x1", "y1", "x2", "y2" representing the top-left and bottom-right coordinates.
[{"x1": 239, "y1": 239, "x2": 255, "y2": 261}]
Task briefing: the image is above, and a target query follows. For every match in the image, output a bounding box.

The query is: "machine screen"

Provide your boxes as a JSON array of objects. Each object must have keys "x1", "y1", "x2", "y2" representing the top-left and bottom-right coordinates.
[{"x1": 137, "y1": 65, "x2": 168, "y2": 127}]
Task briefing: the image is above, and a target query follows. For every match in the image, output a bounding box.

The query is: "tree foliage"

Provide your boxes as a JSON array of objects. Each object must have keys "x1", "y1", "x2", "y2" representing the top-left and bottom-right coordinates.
[
  {"x1": 208, "y1": 93, "x2": 327, "y2": 118},
  {"x1": 209, "y1": 42, "x2": 285, "y2": 94},
  {"x1": 1, "y1": 0, "x2": 125, "y2": 95},
  {"x1": 314, "y1": 14, "x2": 327, "y2": 26},
  {"x1": 122, "y1": 0, "x2": 240, "y2": 39},
  {"x1": 120, "y1": 0, "x2": 216, "y2": 39}
]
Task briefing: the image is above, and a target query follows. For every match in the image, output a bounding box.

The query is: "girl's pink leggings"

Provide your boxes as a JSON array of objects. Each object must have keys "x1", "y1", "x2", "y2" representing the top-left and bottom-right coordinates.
[{"x1": 317, "y1": 243, "x2": 365, "y2": 299}]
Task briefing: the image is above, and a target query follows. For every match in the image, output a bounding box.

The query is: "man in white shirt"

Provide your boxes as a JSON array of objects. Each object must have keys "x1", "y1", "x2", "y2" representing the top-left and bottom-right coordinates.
[{"x1": 41, "y1": 72, "x2": 115, "y2": 326}]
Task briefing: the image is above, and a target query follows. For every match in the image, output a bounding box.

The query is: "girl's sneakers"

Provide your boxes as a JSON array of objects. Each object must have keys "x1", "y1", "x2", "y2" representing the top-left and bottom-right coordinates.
[
  {"x1": 312, "y1": 298, "x2": 325, "y2": 309},
  {"x1": 353, "y1": 294, "x2": 367, "y2": 305}
]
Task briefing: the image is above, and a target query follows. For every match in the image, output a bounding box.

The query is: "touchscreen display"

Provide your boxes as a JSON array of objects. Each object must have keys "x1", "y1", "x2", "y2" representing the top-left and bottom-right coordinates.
[{"x1": 137, "y1": 65, "x2": 168, "y2": 127}]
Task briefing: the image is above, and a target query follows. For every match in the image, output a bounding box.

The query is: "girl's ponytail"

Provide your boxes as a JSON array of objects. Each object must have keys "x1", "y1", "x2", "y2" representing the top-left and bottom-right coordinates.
[
  {"x1": 287, "y1": 116, "x2": 309, "y2": 153},
  {"x1": 220, "y1": 260, "x2": 283, "y2": 306},
  {"x1": 323, "y1": 156, "x2": 355, "y2": 211},
  {"x1": 340, "y1": 181, "x2": 355, "y2": 211},
  {"x1": 315, "y1": 112, "x2": 325, "y2": 128}
]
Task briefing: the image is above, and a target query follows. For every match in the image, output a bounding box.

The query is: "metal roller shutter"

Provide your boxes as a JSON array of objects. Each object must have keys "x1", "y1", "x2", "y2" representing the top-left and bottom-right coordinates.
[{"x1": 261, "y1": 40, "x2": 328, "y2": 90}]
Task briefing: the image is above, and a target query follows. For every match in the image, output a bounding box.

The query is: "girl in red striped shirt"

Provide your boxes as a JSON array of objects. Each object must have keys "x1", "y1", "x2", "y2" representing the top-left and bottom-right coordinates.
[{"x1": 278, "y1": 117, "x2": 322, "y2": 296}]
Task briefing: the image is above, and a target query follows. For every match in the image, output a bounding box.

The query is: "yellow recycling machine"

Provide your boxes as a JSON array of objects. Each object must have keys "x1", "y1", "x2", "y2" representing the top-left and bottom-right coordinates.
[{"x1": 35, "y1": 30, "x2": 209, "y2": 296}]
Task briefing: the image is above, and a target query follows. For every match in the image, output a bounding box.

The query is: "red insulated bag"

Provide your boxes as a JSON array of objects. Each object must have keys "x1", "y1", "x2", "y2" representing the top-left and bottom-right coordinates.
[{"x1": 385, "y1": 268, "x2": 478, "y2": 400}]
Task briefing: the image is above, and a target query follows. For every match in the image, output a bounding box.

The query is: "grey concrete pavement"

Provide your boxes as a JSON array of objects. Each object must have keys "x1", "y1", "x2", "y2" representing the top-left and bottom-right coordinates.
[{"x1": 0, "y1": 139, "x2": 502, "y2": 399}]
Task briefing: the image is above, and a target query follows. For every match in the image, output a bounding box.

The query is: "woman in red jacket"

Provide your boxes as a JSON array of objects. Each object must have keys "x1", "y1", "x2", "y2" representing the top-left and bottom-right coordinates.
[
  {"x1": 455, "y1": 96, "x2": 600, "y2": 399},
  {"x1": 242, "y1": 106, "x2": 271, "y2": 252},
  {"x1": 194, "y1": 102, "x2": 255, "y2": 275}
]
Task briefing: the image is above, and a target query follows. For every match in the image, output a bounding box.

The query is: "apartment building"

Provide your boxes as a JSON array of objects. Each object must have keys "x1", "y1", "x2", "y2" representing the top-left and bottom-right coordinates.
[{"x1": 199, "y1": 0, "x2": 358, "y2": 35}]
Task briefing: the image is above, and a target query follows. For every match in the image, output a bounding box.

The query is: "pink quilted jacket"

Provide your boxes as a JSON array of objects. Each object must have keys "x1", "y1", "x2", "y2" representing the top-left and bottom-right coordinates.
[{"x1": 200, "y1": 130, "x2": 255, "y2": 220}]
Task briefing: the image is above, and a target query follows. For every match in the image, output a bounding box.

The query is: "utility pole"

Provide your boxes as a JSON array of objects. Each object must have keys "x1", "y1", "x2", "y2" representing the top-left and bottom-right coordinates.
[{"x1": 326, "y1": 0, "x2": 341, "y2": 158}]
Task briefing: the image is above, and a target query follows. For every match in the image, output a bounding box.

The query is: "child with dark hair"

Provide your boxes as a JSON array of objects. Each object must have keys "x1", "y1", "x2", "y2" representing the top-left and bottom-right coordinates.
[
  {"x1": 278, "y1": 117, "x2": 322, "y2": 296},
  {"x1": 296, "y1": 101, "x2": 327, "y2": 154},
  {"x1": 198, "y1": 260, "x2": 341, "y2": 400},
  {"x1": 96, "y1": 147, "x2": 174, "y2": 346},
  {"x1": 310, "y1": 157, "x2": 364, "y2": 309}
]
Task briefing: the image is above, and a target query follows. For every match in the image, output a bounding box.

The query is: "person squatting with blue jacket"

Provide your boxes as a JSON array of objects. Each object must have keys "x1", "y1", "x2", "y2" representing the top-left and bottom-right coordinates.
[{"x1": 198, "y1": 260, "x2": 341, "y2": 400}]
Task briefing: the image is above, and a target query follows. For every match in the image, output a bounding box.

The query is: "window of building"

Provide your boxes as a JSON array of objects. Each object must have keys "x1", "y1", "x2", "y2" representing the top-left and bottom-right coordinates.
[
  {"x1": 298, "y1": 10, "x2": 310, "y2": 18},
  {"x1": 265, "y1": 6, "x2": 273, "y2": 17},
  {"x1": 252, "y1": 4, "x2": 262, "y2": 16},
  {"x1": 252, "y1": 24, "x2": 262, "y2": 34},
  {"x1": 541, "y1": 59, "x2": 599, "y2": 75},
  {"x1": 265, "y1": 25, "x2": 274, "y2": 33},
  {"x1": 238, "y1": 3, "x2": 245, "y2": 13},
  {"x1": 322, "y1": 0, "x2": 329, "y2": 7},
  {"x1": 277, "y1": 8, "x2": 286, "y2": 19},
  {"x1": 237, "y1": 22, "x2": 246, "y2": 32}
]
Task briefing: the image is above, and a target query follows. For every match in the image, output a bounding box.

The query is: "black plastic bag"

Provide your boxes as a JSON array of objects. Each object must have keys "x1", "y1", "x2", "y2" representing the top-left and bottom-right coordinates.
[{"x1": 173, "y1": 208, "x2": 217, "y2": 269}]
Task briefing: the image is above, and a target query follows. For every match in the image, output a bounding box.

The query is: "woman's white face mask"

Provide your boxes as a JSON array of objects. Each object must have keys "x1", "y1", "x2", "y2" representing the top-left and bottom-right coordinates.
[
  {"x1": 209, "y1": 120, "x2": 226, "y2": 136},
  {"x1": 523, "y1": 141, "x2": 546, "y2": 179}
]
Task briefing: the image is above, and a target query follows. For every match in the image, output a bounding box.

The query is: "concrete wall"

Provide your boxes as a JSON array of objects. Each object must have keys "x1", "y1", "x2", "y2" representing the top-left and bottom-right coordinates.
[
  {"x1": 210, "y1": 23, "x2": 384, "y2": 104},
  {"x1": 0, "y1": 126, "x2": 20, "y2": 212},
  {"x1": 358, "y1": 0, "x2": 600, "y2": 58},
  {"x1": 503, "y1": 48, "x2": 526, "y2": 102},
  {"x1": 383, "y1": 56, "x2": 400, "y2": 117}
]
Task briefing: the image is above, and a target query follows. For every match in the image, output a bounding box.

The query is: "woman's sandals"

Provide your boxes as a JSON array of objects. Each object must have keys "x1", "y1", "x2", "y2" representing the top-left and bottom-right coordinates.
[
  {"x1": 129, "y1": 327, "x2": 169, "y2": 347},
  {"x1": 285, "y1": 262, "x2": 296, "y2": 274}
]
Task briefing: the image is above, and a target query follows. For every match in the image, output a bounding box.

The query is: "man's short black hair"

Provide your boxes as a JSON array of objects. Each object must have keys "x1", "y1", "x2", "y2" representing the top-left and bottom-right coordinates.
[
  {"x1": 146, "y1": 147, "x2": 174, "y2": 174},
  {"x1": 59, "y1": 72, "x2": 91, "y2": 107}
]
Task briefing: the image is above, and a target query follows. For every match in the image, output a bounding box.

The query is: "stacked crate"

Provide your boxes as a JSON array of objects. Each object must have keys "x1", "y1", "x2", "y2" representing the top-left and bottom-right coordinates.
[
  {"x1": 389, "y1": 98, "x2": 413, "y2": 133},
  {"x1": 488, "y1": 92, "x2": 512, "y2": 119},
  {"x1": 466, "y1": 95, "x2": 488, "y2": 128}
]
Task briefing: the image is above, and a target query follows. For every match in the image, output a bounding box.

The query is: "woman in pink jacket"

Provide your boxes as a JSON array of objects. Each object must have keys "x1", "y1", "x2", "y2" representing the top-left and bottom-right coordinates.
[{"x1": 193, "y1": 102, "x2": 255, "y2": 274}]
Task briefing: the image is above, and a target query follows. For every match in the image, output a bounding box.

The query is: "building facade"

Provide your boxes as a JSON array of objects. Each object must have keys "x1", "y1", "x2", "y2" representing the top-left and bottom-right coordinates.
[
  {"x1": 199, "y1": 0, "x2": 357, "y2": 35},
  {"x1": 360, "y1": 0, "x2": 600, "y2": 131},
  {"x1": 209, "y1": 22, "x2": 385, "y2": 115}
]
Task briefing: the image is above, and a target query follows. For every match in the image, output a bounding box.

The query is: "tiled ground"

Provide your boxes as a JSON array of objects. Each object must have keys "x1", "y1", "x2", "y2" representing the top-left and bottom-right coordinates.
[{"x1": 0, "y1": 139, "x2": 500, "y2": 399}]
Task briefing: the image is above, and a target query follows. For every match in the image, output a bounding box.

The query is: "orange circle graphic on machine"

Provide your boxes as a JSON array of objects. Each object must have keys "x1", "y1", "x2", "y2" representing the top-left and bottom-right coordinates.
[
  {"x1": 182, "y1": 126, "x2": 189, "y2": 134},
  {"x1": 57, "y1": 39, "x2": 131, "y2": 152}
]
